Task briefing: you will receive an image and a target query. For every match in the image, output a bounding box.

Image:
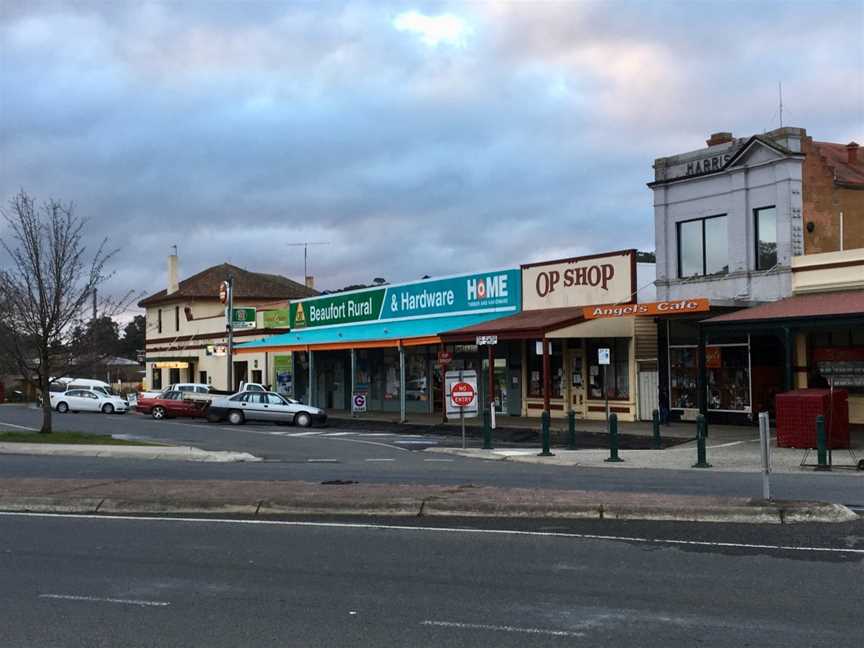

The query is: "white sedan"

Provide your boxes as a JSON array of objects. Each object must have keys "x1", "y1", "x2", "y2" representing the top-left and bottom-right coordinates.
[{"x1": 51, "y1": 389, "x2": 129, "y2": 414}]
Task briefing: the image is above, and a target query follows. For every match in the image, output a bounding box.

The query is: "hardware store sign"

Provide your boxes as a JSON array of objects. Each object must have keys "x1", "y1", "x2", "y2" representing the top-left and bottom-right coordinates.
[{"x1": 290, "y1": 269, "x2": 521, "y2": 329}]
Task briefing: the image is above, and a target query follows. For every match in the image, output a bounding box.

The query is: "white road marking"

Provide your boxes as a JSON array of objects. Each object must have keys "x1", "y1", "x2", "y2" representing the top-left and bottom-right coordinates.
[
  {"x1": 424, "y1": 458, "x2": 454, "y2": 462},
  {"x1": 307, "y1": 458, "x2": 339, "y2": 463},
  {"x1": 4, "y1": 512, "x2": 862, "y2": 555},
  {"x1": 0, "y1": 421, "x2": 39, "y2": 431},
  {"x1": 287, "y1": 431, "x2": 322, "y2": 437},
  {"x1": 321, "y1": 432, "x2": 355, "y2": 437},
  {"x1": 39, "y1": 594, "x2": 169, "y2": 607},
  {"x1": 364, "y1": 458, "x2": 395, "y2": 462},
  {"x1": 421, "y1": 620, "x2": 584, "y2": 638},
  {"x1": 395, "y1": 440, "x2": 435, "y2": 445}
]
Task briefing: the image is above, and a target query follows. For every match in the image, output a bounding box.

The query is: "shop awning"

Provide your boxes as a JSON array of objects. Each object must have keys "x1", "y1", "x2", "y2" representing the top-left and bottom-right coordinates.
[
  {"x1": 439, "y1": 307, "x2": 586, "y2": 342},
  {"x1": 546, "y1": 316, "x2": 635, "y2": 339},
  {"x1": 702, "y1": 290, "x2": 864, "y2": 328},
  {"x1": 235, "y1": 312, "x2": 511, "y2": 353}
]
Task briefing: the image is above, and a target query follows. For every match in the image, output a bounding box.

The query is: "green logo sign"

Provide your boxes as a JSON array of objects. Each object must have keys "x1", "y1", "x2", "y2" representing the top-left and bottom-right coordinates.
[
  {"x1": 231, "y1": 307, "x2": 256, "y2": 330},
  {"x1": 262, "y1": 308, "x2": 290, "y2": 329}
]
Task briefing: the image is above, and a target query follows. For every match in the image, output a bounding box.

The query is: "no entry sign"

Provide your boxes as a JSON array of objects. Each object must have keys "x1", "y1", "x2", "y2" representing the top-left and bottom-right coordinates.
[
  {"x1": 445, "y1": 370, "x2": 478, "y2": 419},
  {"x1": 451, "y1": 382, "x2": 476, "y2": 407}
]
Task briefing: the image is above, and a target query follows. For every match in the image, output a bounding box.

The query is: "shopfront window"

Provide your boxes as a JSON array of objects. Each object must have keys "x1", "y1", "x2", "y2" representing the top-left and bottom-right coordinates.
[
  {"x1": 668, "y1": 347, "x2": 697, "y2": 408},
  {"x1": 677, "y1": 215, "x2": 728, "y2": 277},
  {"x1": 755, "y1": 206, "x2": 777, "y2": 270},
  {"x1": 405, "y1": 350, "x2": 429, "y2": 402},
  {"x1": 527, "y1": 340, "x2": 563, "y2": 399},
  {"x1": 706, "y1": 345, "x2": 750, "y2": 411},
  {"x1": 376, "y1": 349, "x2": 401, "y2": 401},
  {"x1": 587, "y1": 339, "x2": 630, "y2": 400}
]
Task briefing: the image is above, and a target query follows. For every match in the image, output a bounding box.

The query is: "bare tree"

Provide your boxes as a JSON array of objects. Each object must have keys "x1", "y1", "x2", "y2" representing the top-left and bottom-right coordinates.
[{"x1": 0, "y1": 190, "x2": 121, "y2": 433}]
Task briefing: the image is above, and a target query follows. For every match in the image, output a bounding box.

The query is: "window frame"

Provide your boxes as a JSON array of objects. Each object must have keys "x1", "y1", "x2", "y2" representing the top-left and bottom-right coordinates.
[
  {"x1": 677, "y1": 214, "x2": 728, "y2": 278},
  {"x1": 175, "y1": 305, "x2": 180, "y2": 332},
  {"x1": 754, "y1": 205, "x2": 777, "y2": 271},
  {"x1": 157, "y1": 309, "x2": 162, "y2": 334}
]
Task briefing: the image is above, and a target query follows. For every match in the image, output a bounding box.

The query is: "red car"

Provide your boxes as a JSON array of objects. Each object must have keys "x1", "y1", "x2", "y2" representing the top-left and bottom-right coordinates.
[{"x1": 136, "y1": 390, "x2": 206, "y2": 420}]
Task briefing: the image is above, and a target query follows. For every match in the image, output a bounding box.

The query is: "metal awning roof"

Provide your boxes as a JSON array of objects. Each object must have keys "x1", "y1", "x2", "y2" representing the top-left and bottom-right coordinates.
[
  {"x1": 439, "y1": 307, "x2": 586, "y2": 342},
  {"x1": 702, "y1": 290, "x2": 864, "y2": 328},
  {"x1": 235, "y1": 312, "x2": 512, "y2": 353}
]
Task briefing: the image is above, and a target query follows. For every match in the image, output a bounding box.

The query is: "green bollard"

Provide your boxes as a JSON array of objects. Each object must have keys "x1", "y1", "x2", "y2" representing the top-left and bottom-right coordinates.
[
  {"x1": 538, "y1": 410, "x2": 554, "y2": 457},
  {"x1": 482, "y1": 406, "x2": 493, "y2": 450},
  {"x1": 652, "y1": 409, "x2": 661, "y2": 449},
  {"x1": 693, "y1": 414, "x2": 711, "y2": 468},
  {"x1": 567, "y1": 410, "x2": 576, "y2": 450},
  {"x1": 604, "y1": 413, "x2": 624, "y2": 462},
  {"x1": 815, "y1": 415, "x2": 829, "y2": 471}
]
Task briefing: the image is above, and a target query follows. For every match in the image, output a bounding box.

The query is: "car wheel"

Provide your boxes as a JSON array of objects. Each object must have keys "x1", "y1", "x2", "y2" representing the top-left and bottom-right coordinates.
[
  {"x1": 294, "y1": 412, "x2": 312, "y2": 428},
  {"x1": 228, "y1": 410, "x2": 245, "y2": 425},
  {"x1": 102, "y1": 403, "x2": 114, "y2": 414},
  {"x1": 56, "y1": 402, "x2": 69, "y2": 413},
  {"x1": 152, "y1": 406, "x2": 166, "y2": 420}
]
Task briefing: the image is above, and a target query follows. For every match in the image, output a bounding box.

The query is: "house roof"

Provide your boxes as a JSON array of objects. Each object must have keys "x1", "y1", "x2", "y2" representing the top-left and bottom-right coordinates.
[
  {"x1": 811, "y1": 141, "x2": 864, "y2": 187},
  {"x1": 138, "y1": 263, "x2": 318, "y2": 307},
  {"x1": 703, "y1": 290, "x2": 864, "y2": 325}
]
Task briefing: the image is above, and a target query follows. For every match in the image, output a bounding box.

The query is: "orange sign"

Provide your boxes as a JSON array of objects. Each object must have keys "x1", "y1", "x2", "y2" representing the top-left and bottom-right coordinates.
[
  {"x1": 706, "y1": 346, "x2": 722, "y2": 369},
  {"x1": 582, "y1": 298, "x2": 710, "y2": 319}
]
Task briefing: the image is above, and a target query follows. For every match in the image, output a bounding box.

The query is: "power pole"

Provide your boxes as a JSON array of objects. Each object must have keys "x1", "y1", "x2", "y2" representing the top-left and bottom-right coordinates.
[{"x1": 286, "y1": 242, "x2": 330, "y2": 280}]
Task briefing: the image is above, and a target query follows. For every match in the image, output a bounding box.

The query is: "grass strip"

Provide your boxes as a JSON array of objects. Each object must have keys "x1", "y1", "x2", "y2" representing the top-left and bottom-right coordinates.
[{"x1": 0, "y1": 432, "x2": 158, "y2": 446}]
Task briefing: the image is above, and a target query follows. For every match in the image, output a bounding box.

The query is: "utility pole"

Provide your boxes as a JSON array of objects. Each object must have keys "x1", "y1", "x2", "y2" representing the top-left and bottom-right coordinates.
[
  {"x1": 285, "y1": 242, "x2": 330, "y2": 281},
  {"x1": 221, "y1": 275, "x2": 234, "y2": 391}
]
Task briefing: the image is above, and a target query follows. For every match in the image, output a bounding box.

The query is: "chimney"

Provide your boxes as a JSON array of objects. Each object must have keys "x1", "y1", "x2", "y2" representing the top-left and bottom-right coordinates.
[
  {"x1": 167, "y1": 247, "x2": 179, "y2": 295},
  {"x1": 847, "y1": 141, "x2": 860, "y2": 165},
  {"x1": 706, "y1": 132, "x2": 733, "y2": 147},
  {"x1": 305, "y1": 275, "x2": 315, "y2": 290}
]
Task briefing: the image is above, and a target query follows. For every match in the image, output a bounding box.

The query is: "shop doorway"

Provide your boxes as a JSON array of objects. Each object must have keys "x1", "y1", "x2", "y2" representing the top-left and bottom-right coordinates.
[
  {"x1": 638, "y1": 367, "x2": 659, "y2": 421},
  {"x1": 481, "y1": 358, "x2": 509, "y2": 415},
  {"x1": 569, "y1": 349, "x2": 585, "y2": 416},
  {"x1": 233, "y1": 361, "x2": 248, "y2": 391}
]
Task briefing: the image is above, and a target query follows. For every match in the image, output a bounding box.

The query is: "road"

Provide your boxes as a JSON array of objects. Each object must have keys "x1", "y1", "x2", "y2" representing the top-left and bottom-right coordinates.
[
  {"x1": 1, "y1": 512, "x2": 861, "y2": 647},
  {"x1": 2, "y1": 405, "x2": 863, "y2": 507}
]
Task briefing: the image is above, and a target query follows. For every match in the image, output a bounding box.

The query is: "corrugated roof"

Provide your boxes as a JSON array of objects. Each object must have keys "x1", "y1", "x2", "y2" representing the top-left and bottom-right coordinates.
[
  {"x1": 138, "y1": 263, "x2": 317, "y2": 307},
  {"x1": 812, "y1": 141, "x2": 864, "y2": 186},
  {"x1": 704, "y1": 290, "x2": 864, "y2": 325},
  {"x1": 440, "y1": 307, "x2": 586, "y2": 341}
]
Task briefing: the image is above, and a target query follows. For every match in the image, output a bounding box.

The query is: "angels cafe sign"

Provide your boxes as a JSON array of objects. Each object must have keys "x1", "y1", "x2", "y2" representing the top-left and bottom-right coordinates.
[
  {"x1": 521, "y1": 250, "x2": 635, "y2": 311},
  {"x1": 583, "y1": 298, "x2": 710, "y2": 319}
]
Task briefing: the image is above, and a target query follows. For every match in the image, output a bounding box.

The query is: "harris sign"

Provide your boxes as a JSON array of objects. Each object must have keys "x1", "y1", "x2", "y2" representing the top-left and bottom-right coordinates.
[{"x1": 290, "y1": 269, "x2": 521, "y2": 330}]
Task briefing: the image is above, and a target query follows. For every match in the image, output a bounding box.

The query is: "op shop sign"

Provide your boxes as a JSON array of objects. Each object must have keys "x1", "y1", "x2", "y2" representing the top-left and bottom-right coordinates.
[
  {"x1": 290, "y1": 269, "x2": 521, "y2": 329},
  {"x1": 521, "y1": 250, "x2": 635, "y2": 311}
]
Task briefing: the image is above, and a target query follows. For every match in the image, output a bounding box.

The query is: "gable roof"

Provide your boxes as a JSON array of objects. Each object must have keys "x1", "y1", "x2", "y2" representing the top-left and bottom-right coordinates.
[
  {"x1": 722, "y1": 134, "x2": 802, "y2": 169},
  {"x1": 138, "y1": 263, "x2": 318, "y2": 307},
  {"x1": 811, "y1": 141, "x2": 864, "y2": 187}
]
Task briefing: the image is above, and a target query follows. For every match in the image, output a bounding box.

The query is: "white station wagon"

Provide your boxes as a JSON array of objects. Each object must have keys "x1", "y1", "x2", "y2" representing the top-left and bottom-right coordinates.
[{"x1": 50, "y1": 389, "x2": 129, "y2": 414}]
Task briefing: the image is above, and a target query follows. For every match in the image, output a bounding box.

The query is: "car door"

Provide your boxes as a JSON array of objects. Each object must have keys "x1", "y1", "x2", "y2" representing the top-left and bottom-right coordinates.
[
  {"x1": 62, "y1": 389, "x2": 84, "y2": 411},
  {"x1": 241, "y1": 393, "x2": 270, "y2": 422},
  {"x1": 264, "y1": 393, "x2": 294, "y2": 423},
  {"x1": 80, "y1": 391, "x2": 101, "y2": 412}
]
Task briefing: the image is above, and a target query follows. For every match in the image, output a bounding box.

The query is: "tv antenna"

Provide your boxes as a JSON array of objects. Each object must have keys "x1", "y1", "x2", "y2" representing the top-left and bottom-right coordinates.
[
  {"x1": 286, "y1": 241, "x2": 330, "y2": 279},
  {"x1": 778, "y1": 81, "x2": 783, "y2": 127}
]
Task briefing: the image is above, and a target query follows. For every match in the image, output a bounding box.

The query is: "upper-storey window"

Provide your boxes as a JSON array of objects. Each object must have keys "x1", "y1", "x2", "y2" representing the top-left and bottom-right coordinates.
[
  {"x1": 157, "y1": 309, "x2": 162, "y2": 334},
  {"x1": 175, "y1": 305, "x2": 180, "y2": 332},
  {"x1": 755, "y1": 206, "x2": 777, "y2": 270},
  {"x1": 677, "y1": 215, "x2": 728, "y2": 278}
]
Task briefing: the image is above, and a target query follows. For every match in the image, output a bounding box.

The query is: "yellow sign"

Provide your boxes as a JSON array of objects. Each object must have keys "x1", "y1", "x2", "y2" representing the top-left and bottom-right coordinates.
[
  {"x1": 294, "y1": 302, "x2": 306, "y2": 327},
  {"x1": 155, "y1": 361, "x2": 189, "y2": 369}
]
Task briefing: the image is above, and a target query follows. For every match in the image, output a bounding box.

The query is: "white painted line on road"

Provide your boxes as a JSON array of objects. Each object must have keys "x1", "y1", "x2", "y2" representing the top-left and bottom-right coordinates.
[
  {"x1": 5, "y1": 512, "x2": 863, "y2": 555},
  {"x1": 424, "y1": 459, "x2": 454, "y2": 462},
  {"x1": 307, "y1": 458, "x2": 339, "y2": 463},
  {"x1": 421, "y1": 620, "x2": 584, "y2": 638},
  {"x1": 321, "y1": 432, "x2": 355, "y2": 437},
  {"x1": 0, "y1": 420, "x2": 38, "y2": 431},
  {"x1": 287, "y1": 431, "x2": 322, "y2": 437},
  {"x1": 364, "y1": 458, "x2": 395, "y2": 462},
  {"x1": 39, "y1": 593, "x2": 170, "y2": 607},
  {"x1": 396, "y1": 440, "x2": 434, "y2": 445}
]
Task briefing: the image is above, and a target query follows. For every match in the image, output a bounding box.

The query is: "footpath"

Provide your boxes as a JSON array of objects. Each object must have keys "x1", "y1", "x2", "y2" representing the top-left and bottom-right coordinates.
[{"x1": 0, "y1": 478, "x2": 857, "y2": 525}]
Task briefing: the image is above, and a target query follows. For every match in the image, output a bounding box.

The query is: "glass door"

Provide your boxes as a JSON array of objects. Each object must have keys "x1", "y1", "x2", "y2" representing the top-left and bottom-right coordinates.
[
  {"x1": 481, "y1": 358, "x2": 509, "y2": 414},
  {"x1": 569, "y1": 349, "x2": 585, "y2": 416}
]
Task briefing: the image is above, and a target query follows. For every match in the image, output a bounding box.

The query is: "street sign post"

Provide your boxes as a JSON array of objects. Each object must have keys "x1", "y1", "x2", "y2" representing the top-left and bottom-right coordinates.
[
  {"x1": 352, "y1": 392, "x2": 367, "y2": 413},
  {"x1": 446, "y1": 369, "x2": 478, "y2": 449},
  {"x1": 231, "y1": 307, "x2": 257, "y2": 330},
  {"x1": 599, "y1": 347, "x2": 610, "y2": 423}
]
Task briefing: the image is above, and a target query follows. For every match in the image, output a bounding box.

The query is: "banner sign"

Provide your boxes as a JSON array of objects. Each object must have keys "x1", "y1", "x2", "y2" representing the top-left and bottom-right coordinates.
[
  {"x1": 231, "y1": 307, "x2": 256, "y2": 330},
  {"x1": 262, "y1": 308, "x2": 290, "y2": 329},
  {"x1": 290, "y1": 269, "x2": 521, "y2": 329},
  {"x1": 273, "y1": 355, "x2": 293, "y2": 397},
  {"x1": 582, "y1": 298, "x2": 710, "y2": 319},
  {"x1": 522, "y1": 250, "x2": 634, "y2": 311}
]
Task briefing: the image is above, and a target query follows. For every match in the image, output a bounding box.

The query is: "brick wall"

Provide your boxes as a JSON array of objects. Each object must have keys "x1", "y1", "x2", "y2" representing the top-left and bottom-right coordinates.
[{"x1": 802, "y1": 137, "x2": 864, "y2": 253}]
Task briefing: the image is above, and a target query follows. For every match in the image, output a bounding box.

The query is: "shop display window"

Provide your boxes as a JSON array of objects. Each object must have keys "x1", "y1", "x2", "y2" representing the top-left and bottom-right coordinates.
[
  {"x1": 668, "y1": 346, "x2": 697, "y2": 408},
  {"x1": 527, "y1": 340, "x2": 563, "y2": 399},
  {"x1": 405, "y1": 351, "x2": 429, "y2": 401},
  {"x1": 707, "y1": 346, "x2": 750, "y2": 411},
  {"x1": 587, "y1": 339, "x2": 629, "y2": 400}
]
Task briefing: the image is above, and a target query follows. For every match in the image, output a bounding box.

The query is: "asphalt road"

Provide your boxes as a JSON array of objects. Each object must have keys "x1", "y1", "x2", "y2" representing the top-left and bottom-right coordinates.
[
  {"x1": 1, "y1": 513, "x2": 861, "y2": 648},
  {"x1": 2, "y1": 405, "x2": 863, "y2": 507}
]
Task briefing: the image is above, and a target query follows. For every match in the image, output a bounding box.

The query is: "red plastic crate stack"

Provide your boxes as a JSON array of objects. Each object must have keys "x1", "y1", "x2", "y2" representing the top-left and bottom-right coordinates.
[{"x1": 775, "y1": 389, "x2": 849, "y2": 449}]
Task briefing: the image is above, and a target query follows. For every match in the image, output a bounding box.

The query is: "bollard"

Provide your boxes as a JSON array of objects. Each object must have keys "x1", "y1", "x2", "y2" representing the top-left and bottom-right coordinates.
[
  {"x1": 652, "y1": 409, "x2": 661, "y2": 449},
  {"x1": 538, "y1": 410, "x2": 554, "y2": 456},
  {"x1": 482, "y1": 406, "x2": 493, "y2": 450},
  {"x1": 815, "y1": 415, "x2": 829, "y2": 471},
  {"x1": 604, "y1": 413, "x2": 623, "y2": 462},
  {"x1": 692, "y1": 414, "x2": 711, "y2": 468},
  {"x1": 567, "y1": 410, "x2": 576, "y2": 450}
]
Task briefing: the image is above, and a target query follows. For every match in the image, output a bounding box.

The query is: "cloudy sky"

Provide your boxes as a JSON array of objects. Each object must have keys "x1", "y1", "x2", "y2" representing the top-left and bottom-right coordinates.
[{"x1": 1, "y1": 0, "x2": 861, "y2": 305}]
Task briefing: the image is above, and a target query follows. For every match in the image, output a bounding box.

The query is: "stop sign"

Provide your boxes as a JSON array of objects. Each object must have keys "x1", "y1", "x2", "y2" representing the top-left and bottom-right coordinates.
[{"x1": 451, "y1": 382, "x2": 476, "y2": 407}]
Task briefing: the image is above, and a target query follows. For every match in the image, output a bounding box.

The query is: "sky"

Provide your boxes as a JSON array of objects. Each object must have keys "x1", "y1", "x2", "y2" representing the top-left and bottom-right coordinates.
[{"x1": 1, "y1": 0, "x2": 862, "y2": 308}]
